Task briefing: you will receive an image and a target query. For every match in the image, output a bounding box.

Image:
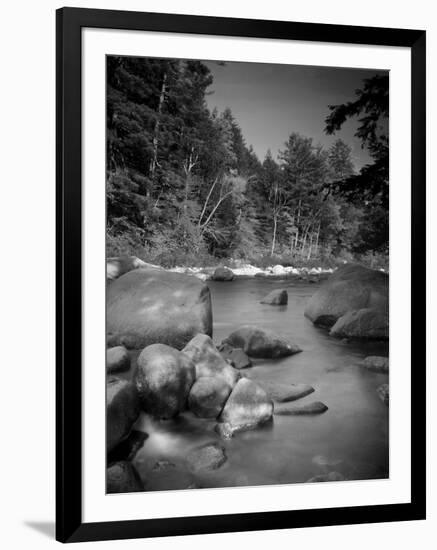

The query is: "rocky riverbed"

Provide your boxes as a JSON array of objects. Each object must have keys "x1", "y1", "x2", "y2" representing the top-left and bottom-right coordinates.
[{"x1": 106, "y1": 259, "x2": 389, "y2": 493}]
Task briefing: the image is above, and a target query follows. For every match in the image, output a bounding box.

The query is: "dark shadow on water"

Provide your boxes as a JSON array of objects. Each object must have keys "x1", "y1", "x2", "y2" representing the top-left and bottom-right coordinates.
[{"x1": 24, "y1": 521, "x2": 55, "y2": 539}]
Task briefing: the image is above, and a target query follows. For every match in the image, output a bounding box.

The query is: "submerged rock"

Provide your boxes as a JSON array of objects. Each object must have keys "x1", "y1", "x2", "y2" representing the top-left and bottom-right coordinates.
[
  {"x1": 307, "y1": 471, "x2": 346, "y2": 483},
  {"x1": 107, "y1": 377, "x2": 140, "y2": 453},
  {"x1": 212, "y1": 266, "x2": 234, "y2": 281},
  {"x1": 106, "y1": 345, "x2": 130, "y2": 373},
  {"x1": 362, "y1": 355, "x2": 389, "y2": 373},
  {"x1": 188, "y1": 376, "x2": 232, "y2": 418},
  {"x1": 187, "y1": 442, "x2": 227, "y2": 471},
  {"x1": 304, "y1": 263, "x2": 388, "y2": 339},
  {"x1": 218, "y1": 343, "x2": 252, "y2": 369},
  {"x1": 222, "y1": 325, "x2": 301, "y2": 359},
  {"x1": 220, "y1": 378, "x2": 273, "y2": 428},
  {"x1": 377, "y1": 383, "x2": 389, "y2": 405},
  {"x1": 260, "y1": 288, "x2": 288, "y2": 305},
  {"x1": 330, "y1": 308, "x2": 388, "y2": 339},
  {"x1": 134, "y1": 343, "x2": 195, "y2": 419},
  {"x1": 107, "y1": 461, "x2": 143, "y2": 493},
  {"x1": 274, "y1": 401, "x2": 328, "y2": 415},
  {"x1": 107, "y1": 267, "x2": 212, "y2": 350},
  {"x1": 183, "y1": 334, "x2": 240, "y2": 387},
  {"x1": 312, "y1": 455, "x2": 343, "y2": 467}
]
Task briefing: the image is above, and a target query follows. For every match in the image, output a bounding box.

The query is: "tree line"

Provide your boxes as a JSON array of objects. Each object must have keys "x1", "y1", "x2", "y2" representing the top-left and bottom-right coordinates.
[{"x1": 107, "y1": 56, "x2": 388, "y2": 267}]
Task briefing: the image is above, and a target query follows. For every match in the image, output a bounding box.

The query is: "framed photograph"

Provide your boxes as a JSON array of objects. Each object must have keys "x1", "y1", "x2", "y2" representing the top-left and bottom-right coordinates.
[{"x1": 56, "y1": 7, "x2": 426, "y2": 543}]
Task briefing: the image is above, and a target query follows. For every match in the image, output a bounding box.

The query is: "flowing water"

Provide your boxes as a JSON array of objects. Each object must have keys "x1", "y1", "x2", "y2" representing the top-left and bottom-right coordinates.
[{"x1": 129, "y1": 277, "x2": 389, "y2": 491}]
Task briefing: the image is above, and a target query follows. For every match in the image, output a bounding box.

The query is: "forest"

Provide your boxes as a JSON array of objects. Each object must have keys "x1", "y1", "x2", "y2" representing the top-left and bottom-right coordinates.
[{"x1": 106, "y1": 56, "x2": 389, "y2": 269}]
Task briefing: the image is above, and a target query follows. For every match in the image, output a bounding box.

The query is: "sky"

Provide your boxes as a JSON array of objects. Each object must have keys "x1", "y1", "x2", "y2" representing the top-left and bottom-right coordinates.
[{"x1": 204, "y1": 60, "x2": 388, "y2": 170}]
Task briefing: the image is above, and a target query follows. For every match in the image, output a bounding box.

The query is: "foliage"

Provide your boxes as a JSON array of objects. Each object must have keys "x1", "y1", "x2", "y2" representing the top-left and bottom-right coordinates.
[
  {"x1": 325, "y1": 74, "x2": 389, "y2": 208},
  {"x1": 106, "y1": 56, "x2": 388, "y2": 266}
]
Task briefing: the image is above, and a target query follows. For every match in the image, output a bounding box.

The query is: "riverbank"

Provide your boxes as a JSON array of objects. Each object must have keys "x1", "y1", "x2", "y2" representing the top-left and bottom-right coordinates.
[{"x1": 168, "y1": 263, "x2": 335, "y2": 282}]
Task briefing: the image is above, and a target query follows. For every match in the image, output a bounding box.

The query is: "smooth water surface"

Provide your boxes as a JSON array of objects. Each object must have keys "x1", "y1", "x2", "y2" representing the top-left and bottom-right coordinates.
[{"x1": 131, "y1": 277, "x2": 389, "y2": 491}]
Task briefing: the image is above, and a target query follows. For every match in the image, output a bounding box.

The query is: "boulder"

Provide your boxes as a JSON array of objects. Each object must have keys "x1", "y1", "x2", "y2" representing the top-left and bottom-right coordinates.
[
  {"x1": 188, "y1": 377, "x2": 232, "y2": 418},
  {"x1": 106, "y1": 255, "x2": 150, "y2": 282},
  {"x1": 220, "y1": 378, "x2": 273, "y2": 428},
  {"x1": 107, "y1": 267, "x2": 212, "y2": 349},
  {"x1": 274, "y1": 401, "x2": 328, "y2": 415},
  {"x1": 187, "y1": 442, "x2": 227, "y2": 471},
  {"x1": 271, "y1": 265, "x2": 286, "y2": 276},
  {"x1": 330, "y1": 308, "x2": 388, "y2": 339},
  {"x1": 107, "y1": 377, "x2": 140, "y2": 453},
  {"x1": 218, "y1": 343, "x2": 252, "y2": 369},
  {"x1": 307, "y1": 471, "x2": 346, "y2": 483},
  {"x1": 362, "y1": 356, "x2": 389, "y2": 373},
  {"x1": 183, "y1": 334, "x2": 240, "y2": 387},
  {"x1": 107, "y1": 461, "x2": 143, "y2": 493},
  {"x1": 222, "y1": 325, "x2": 301, "y2": 358},
  {"x1": 106, "y1": 345, "x2": 130, "y2": 373},
  {"x1": 134, "y1": 344, "x2": 195, "y2": 419},
  {"x1": 377, "y1": 383, "x2": 389, "y2": 405},
  {"x1": 212, "y1": 266, "x2": 234, "y2": 281},
  {"x1": 260, "y1": 289, "x2": 288, "y2": 305},
  {"x1": 304, "y1": 264, "x2": 388, "y2": 334},
  {"x1": 249, "y1": 379, "x2": 315, "y2": 403}
]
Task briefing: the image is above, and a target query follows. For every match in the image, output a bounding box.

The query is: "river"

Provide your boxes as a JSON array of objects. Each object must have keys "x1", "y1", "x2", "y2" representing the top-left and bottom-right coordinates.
[{"x1": 130, "y1": 276, "x2": 389, "y2": 491}]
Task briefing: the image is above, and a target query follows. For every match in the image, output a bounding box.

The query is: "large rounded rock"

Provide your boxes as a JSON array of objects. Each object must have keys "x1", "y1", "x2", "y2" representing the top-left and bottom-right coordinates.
[
  {"x1": 107, "y1": 267, "x2": 212, "y2": 349},
  {"x1": 134, "y1": 344, "x2": 195, "y2": 419},
  {"x1": 106, "y1": 345, "x2": 130, "y2": 373},
  {"x1": 106, "y1": 255, "x2": 149, "y2": 282},
  {"x1": 107, "y1": 461, "x2": 143, "y2": 493},
  {"x1": 222, "y1": 325, "x2": 301, "y2": 358},
  {"x1": 260, "y1": 289, "x2": 288, "y2": 305},
  {"x1": 183, "y1": 334, "x2": 240, "y2": 387},
  {"x1": 304, "y1": 264, "x2": 388, "y2": 331},
  {"x1": 212, "y1": 266, "x2": 234, "y2": 281},
  {"x1": 107, "y1": 378, "x2": 140, "y2": 453},
  {"x1": 188, "y1": 377, "x2": 232, "y2": 418},
  {"x1": 220, "y1": 378, "x2": 273, "y2": 428},
  {"x1": 330, "y1": 308, "x2": 388, "y2": 339}
]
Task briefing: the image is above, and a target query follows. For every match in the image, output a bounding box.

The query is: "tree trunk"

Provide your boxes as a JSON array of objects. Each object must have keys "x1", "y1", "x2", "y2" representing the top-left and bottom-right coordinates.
[
  {"x1": 314, "y1": 221, "x2": 321, "y2": 256},
  {"x1": 307, "y1": 234, "x2": 313, "y2": 260},
  {"x1": 198, "y1": 177, "x2": 219, "y2": 227},
  {"x1": 271, "y1": 213, "x2": 278, "y2": 256},
  {"x1": 294, "y1": 199, "x2": 301, "y2": 250},
  {"x1": 148, "y1": 72, "x2": 167, "y2": 193},
  {"x1": 301, "y1": 224, "x2": 309, "y2": 256},
  {"x1": 200, "y1": 189, "x2": 234, "y2": 234}
]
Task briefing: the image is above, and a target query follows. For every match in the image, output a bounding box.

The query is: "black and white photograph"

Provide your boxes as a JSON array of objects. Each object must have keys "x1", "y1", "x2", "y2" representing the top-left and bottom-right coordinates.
[{"x1": 106, "y1": 56, "x2": 390, "y2": 494}]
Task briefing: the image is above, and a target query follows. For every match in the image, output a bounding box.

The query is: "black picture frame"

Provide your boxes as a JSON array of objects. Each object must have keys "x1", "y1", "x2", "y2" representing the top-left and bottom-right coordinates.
[{"x1": 56, "y1": 6, "x2": 426, "y2": 543}]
